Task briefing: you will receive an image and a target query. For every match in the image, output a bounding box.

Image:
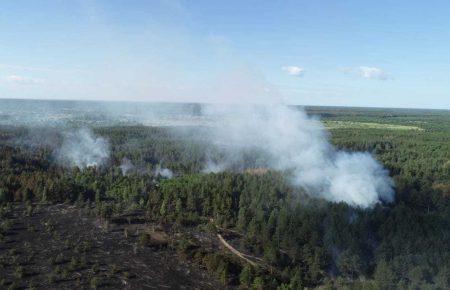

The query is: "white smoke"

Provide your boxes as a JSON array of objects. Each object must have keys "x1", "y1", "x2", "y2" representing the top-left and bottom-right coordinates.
[
  {"x1": 56, "y1": 128, "x2": 110, "y2": 168},
  {"x1": 120, "y1": 157, "x2": 134, "y2": 175},
  {"x1": 202, "y1": 159, "x2": 226, "y2": 174},
  {"x1": 202, "y1": 104, "x2": 394, "y2": 208},
  {"x1": 154, "y1": 166, "x2": 174, "y2": 179}
]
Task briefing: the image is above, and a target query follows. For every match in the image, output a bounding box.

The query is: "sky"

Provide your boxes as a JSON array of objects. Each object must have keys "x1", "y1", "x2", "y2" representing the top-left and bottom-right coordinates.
[{"x1": 0, "y1": 0, "x2": 449, "y2": 109}]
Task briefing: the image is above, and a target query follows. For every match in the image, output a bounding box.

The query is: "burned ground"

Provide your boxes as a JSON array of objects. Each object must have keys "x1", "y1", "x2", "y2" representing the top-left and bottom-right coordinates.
[{"x1": 0, "y1": 203, "x2": 222, "y2": 289}]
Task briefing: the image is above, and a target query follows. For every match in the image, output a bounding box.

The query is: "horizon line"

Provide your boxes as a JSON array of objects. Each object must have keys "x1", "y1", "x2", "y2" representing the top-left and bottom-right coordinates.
[{"x1": 0, "y1": 97, "x2": 449, "y2": 112}]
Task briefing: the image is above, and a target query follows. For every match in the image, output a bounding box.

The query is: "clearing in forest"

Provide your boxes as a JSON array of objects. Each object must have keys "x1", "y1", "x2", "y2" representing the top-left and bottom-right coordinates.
[{"x1": 323, "y1": 120, "x2": 424, "y2": 130}]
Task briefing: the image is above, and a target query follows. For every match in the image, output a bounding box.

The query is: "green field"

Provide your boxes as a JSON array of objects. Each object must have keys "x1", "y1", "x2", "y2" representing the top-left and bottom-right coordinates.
[{"x1": 323, "y1": 120, "x2": 423, "y2": 130}]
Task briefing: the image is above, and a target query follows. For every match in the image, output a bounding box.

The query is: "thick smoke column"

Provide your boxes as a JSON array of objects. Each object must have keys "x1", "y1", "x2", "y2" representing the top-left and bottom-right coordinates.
[
  {"x1": 202, "y1": 104, "x2": 394, "y2": 208},
  {"x1": 56, "y1": 128, "x2": 110, "y2": 168}
]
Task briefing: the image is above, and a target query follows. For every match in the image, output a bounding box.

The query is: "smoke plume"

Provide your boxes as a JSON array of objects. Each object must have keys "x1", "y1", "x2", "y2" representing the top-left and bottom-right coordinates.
[
  {"x1": 201, "y1": 104, "x2": 394, "y2": 208},
  {"x1": 56, "y1": 128, "x2": 110, "y2": 168},
  {"x1": 120, "y1": 157, "x2": 135, "y2": 175},
  {"x1": 154, "y1": 167, "x2": 174, "y2": 179}
]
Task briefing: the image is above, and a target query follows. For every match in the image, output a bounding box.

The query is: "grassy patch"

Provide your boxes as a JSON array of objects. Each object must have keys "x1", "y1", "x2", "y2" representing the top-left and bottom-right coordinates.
[{"x1": 323, "y1": 120, "x2": 424, "y2": 130}]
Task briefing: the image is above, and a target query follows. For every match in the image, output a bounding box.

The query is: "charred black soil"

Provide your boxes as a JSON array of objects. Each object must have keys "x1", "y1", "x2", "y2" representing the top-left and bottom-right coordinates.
[{"x1": 0, "y1": 203, "x2": 222, "y2": 289}]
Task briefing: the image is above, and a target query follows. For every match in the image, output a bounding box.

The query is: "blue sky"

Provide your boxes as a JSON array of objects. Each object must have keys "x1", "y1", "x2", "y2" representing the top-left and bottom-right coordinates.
[{"x1": 0, "y1": 0, "x2": 449, "y2": 109}]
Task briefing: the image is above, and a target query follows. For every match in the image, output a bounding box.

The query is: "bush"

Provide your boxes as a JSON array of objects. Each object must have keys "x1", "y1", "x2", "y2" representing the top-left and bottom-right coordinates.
[
  {"x1": 14, "y1": 265, "x2": 24, "y2": 279},
  {"x1": 90, "y1": 277, "x2": 100, "y2": 289},
  {"x1": 0, "y1": 188, "x2": 9, "y2": 204}
]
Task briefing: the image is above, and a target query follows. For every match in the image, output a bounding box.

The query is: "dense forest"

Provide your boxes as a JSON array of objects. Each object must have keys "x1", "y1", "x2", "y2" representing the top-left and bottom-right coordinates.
[{"x1": 0, "y1": 105, "x2": 449, "y2": 289}]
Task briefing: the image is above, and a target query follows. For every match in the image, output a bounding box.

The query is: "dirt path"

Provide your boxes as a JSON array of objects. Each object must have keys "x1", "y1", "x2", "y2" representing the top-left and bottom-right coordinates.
[{"x1": 217, "y1": 234, "x2": 257, "y2": 267}]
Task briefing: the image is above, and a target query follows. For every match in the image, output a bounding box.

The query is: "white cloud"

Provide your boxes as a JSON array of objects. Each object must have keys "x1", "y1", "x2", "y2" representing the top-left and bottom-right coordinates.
[
  {"x1": 357, "y1": 66, "x2": 388, "y2": 80},
  {"x1": 339, "y1": 66, "x2": 390, "y2": 80},
  {"x1": 4, "y1": 75, "x2": 45, "y2": 85},
  {"x1": 282, "y1": 66, "x2": 304, "y2": 76}
]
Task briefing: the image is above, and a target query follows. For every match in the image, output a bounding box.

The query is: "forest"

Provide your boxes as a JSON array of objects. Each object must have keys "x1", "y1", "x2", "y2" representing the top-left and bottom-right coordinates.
[{"x1": 0, "y1": 104, "x2": 449, "y2": 289}]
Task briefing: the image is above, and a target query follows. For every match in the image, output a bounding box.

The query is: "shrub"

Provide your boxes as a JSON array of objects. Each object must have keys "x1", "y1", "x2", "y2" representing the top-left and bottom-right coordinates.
[
  {"x1": 90, "y1": 277, "x2": 99, "y2": 289},
  {"x1": 14, "y1": 265, "x2": 24, "y2": 279}
]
